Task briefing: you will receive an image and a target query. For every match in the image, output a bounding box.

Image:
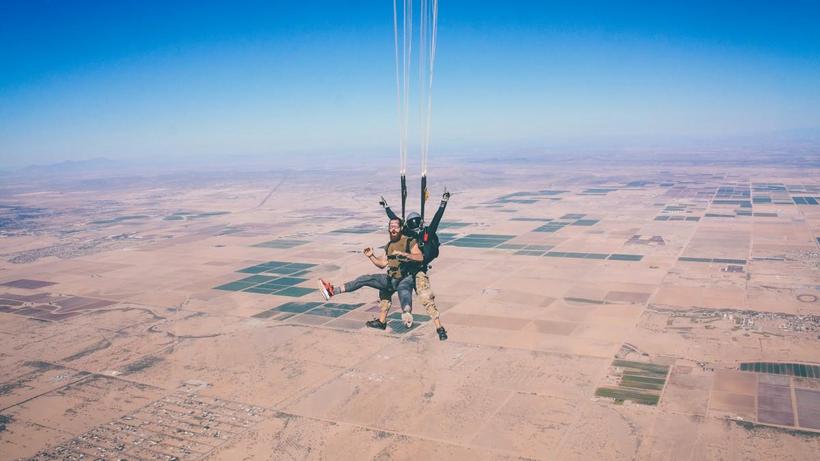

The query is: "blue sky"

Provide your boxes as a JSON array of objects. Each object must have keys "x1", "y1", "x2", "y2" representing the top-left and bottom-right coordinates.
[{"x1": 1, "y1": 1, "x2": 819, "y2": 168}]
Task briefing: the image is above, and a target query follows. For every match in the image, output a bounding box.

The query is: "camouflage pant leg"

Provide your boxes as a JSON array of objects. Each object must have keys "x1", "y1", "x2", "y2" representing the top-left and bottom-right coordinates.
[
  {"x1": 378, "y1": 288, "x2": 393, "y2": 317},
  {"x1": 415, "y1": 271, "x2": 439, "y2": 320}
]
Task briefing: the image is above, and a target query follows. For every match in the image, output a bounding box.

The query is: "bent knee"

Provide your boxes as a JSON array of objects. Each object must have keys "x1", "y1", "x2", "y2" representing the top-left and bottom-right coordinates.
[{"x1": 418, "y1": 286, "x2": 435, "y2": 301}]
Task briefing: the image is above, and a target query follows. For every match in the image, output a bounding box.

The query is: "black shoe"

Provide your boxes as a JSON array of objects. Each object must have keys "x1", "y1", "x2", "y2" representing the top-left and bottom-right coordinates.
[
  {"x1": 437, "y1": 326, "x2": 448, "y2": 341},
  {"x1": 366, "y1": 319, "x2": 387, "y2": 330}
]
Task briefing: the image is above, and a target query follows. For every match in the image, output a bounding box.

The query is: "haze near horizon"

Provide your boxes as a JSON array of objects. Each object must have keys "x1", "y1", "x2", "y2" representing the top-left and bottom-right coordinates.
[{"x1": 1, "y1": 1, "x2": 819, "y2": 169}]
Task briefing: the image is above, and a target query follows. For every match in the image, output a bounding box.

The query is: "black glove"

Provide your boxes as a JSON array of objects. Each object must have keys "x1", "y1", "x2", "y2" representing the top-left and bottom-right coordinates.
[
  {"x1": 379, "y1": 196, "x2": 389, "y2": 208},
  {"x1": 441, "y1": 190, "x2": 450, "y2": 203}
]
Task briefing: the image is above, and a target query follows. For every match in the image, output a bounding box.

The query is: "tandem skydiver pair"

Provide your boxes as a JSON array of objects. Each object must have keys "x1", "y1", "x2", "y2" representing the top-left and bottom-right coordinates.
[{"x1": 318, "y1": 191, "x2": 450, "y2": 341}]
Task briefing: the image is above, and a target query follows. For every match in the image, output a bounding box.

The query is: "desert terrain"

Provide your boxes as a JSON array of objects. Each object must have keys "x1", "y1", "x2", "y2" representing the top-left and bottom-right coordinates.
[{"x1": 1, "y1": 156, "x2": 819, "y2": 460}]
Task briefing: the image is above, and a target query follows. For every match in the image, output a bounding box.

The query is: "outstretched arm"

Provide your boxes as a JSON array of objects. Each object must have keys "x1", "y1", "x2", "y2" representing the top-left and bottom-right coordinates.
[
  {"x1": 385, "y1": 206, "x2": 398, "y2": 221},
  {"x1": 426, "y1": 191, "x2": 450, "y2": 233},
  {"x1": 380, "y1": 196, "x2": 399, "y2": 220}
]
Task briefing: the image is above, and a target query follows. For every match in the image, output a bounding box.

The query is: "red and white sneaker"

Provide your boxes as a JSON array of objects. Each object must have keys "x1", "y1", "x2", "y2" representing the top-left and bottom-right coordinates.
[{"x1": 318, "y1": 279, "x2": 335, "y2": 301}]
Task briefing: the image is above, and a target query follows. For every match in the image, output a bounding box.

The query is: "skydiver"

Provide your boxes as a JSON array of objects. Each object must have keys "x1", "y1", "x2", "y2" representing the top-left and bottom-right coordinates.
[
  {"x1": 379, "y1": 190, "x2": 449, "y2": 341},
  {"x1": 318, "y1": 217, "x2": 422, "y2": 329}
]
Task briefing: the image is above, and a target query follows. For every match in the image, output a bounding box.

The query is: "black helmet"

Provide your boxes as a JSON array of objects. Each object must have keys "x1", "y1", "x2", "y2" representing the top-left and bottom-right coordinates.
[{"x1": 405, "y1": 212, "x2": 422, "y2": 232}]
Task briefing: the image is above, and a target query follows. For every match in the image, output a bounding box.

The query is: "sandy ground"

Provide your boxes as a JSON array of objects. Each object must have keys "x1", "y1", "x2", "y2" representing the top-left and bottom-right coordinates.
[{"x1": 1, "y1": 161, "x2": 819, "y2": 460}]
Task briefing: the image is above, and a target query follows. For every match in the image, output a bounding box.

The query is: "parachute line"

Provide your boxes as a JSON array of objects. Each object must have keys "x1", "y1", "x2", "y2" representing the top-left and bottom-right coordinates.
[
  {"x1": 392, "y1": 0, "x2": 404, "y2": 175},
  {"x1": 419, "y1": 0, "x2": 437, "y2": 177},
  {"x1": 403, "y1": 0, "x2": 412, "y2": 175},
  {"x1": 392, "y1": 0, "x2": 438, "y2": 218},
  {"x1": 393, "y1": 0, "x2": 412, "y2": 176}
]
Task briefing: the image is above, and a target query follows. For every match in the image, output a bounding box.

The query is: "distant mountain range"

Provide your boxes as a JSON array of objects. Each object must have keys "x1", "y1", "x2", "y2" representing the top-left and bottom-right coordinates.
[{"x1": 17, "y1": 157, "x2": 123, "y2": 175}]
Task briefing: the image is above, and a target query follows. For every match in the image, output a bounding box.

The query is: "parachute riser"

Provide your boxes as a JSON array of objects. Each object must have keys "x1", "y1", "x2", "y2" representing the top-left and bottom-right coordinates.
[
  {"x1": 401, "y1": 174, "x2": 408, "y2": 221},
  {"x1": 420, "y1": 174, "x2": 427, "y2": 226}
]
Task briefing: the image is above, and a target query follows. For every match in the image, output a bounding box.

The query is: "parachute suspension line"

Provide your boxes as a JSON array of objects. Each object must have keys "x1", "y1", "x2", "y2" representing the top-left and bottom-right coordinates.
[
  {"x1": 392, "y1": 0, "x2": 404, "y2": 175},
  {"x1": 418, "y1": 0, "x2": 438, "y2": 224},
  {"x1": 424, "y1": 0, "x2": 438, "y2": 176},
  {"x1": 393, "y1": 0, "x2": 412, "y2": 219},
  {"x1": 418, "y1": 0, "x2": 426, "y2": 223},
  {"x1": 420, "y1": 0, "x2": 437, "y2": 177},
  {"x1": 393, "y1": 0, "x2": 437, "y2": 223},
  {"x1": 404, "y1": 0, "x2": 412, "y2": 220},
  {"x1": 393, "y1": 0, "x2": 404, "y2": 219},
  {"x1": 418, "y1": 0, "x2": 427, "y2": 164},
  {"x1": 403, "y1": 0, "x2": 412, "y2": 177}
]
